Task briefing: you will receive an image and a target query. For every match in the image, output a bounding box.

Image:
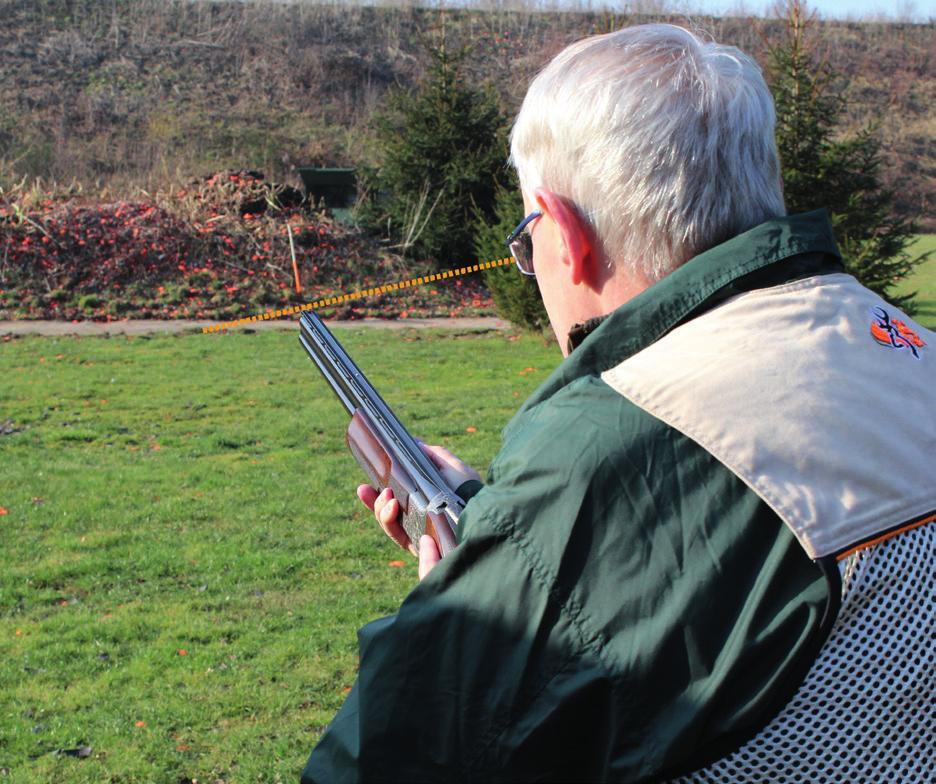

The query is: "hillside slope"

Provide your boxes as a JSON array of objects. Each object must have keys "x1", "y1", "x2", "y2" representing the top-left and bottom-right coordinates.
[{"x1": 0, "y1": 0, "x2": 932, "y2": 229}]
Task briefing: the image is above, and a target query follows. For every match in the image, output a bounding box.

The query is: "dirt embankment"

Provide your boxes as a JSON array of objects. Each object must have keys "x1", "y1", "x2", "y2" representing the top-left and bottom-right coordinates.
[{"x1": 1, "y1": 1, "x2": 932, "y2": 229}]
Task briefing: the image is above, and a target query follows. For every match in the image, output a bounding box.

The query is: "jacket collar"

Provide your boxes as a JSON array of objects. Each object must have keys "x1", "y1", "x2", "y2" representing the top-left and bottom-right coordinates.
[
  {"x1": 566, "y1": 315, "x2": 609, "y2": 353},
  {"x1": 515, "y1": 210, "x2": 843, "y2": 421}
]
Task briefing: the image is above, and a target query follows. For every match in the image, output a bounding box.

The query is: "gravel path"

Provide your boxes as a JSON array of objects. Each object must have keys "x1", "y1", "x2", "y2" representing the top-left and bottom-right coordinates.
[{"x1": 0, "y1": 317, "x2": 512, "y2": 337}]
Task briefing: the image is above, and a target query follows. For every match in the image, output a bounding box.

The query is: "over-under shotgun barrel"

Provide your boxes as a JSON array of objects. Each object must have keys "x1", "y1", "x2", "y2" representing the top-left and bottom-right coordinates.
[{"x1": 298, "y1": 312, "x2": 463, "y2": 554}]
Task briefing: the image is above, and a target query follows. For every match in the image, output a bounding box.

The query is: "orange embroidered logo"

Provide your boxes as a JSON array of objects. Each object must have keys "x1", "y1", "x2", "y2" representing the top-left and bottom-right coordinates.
[{"x1": 870, "y1": 306, "x2": 925, "y2": 359}]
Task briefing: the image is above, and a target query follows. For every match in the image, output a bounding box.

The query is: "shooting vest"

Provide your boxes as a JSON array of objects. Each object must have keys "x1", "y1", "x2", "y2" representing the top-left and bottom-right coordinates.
[{"x1": 600, "y1": 273, "x2": 936, "y2": 782}]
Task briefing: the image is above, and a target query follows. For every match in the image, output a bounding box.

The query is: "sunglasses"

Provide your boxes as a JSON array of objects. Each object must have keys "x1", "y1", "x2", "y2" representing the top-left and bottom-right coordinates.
[{"x1": 505, "y1": 209, "x2": 542, "y2": 276}]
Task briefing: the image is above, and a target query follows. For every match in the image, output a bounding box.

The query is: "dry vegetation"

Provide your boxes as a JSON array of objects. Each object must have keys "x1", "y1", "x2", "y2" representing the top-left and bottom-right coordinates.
[
  {"x1": 0, "y1": 0, "x2": 932, "y2": 224},
  {"x1": 0, "y1": 171, "x2": 493, "y2": 320}
]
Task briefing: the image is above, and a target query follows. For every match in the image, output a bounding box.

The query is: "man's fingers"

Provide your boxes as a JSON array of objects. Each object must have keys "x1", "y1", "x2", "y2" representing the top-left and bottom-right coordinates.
[
  {"x1": 357, "y1": 484, "x2": 379, "y2": 510},
  {"x1": 419, "y1": 442, "x2": 461, "y2": 471},
  {"x1": 418, "y1": 535, "x2": 441, "y2": 580},
  {"x1": 417, "y1": 442, "x2": 481, "y2": 487},
  {"x1": 372, "y1": 489, "x2": 411, "y2": 552},
  {"x1": 355, "y1": 486, "x2": 446, "y2": 572},
  {"x1": 356, "y1": 485, "x2": 419, "y2": 556},
  {"x1": 418, "y1": 441, "x2": 446, "y2": 467},
  {"x1": 378, "y1": 495, "x2": 399, "y2": 527}
]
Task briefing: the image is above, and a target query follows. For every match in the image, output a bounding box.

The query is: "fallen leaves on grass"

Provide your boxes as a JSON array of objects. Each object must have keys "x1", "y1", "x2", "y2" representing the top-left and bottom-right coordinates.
[
  {"x1": 387, "y1": 560, "x2": 406, "y2": 568},
  {"x1": 0, "y1": 171, "x2": 495, "y2": 321}
]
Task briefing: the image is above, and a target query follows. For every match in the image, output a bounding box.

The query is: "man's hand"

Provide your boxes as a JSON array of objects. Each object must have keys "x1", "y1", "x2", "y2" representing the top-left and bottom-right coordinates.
[{"x1": 357, "y1": 444, "x2": 479, "y2": 580}]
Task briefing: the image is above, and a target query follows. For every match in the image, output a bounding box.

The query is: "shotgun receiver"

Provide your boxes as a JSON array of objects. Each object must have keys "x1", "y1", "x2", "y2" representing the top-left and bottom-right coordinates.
[{"x1": 298, "y1": 311, "x2": 463, "y2": 556}]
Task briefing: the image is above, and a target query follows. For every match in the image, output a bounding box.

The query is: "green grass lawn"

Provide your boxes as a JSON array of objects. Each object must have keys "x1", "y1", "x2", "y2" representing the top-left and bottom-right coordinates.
[
  {"x1": 2, "y1": 235, "x2": 932, "y2": 782},
  {"x1": 0, "y1": 326, "x2": 560, "y2": 783},
  {"x1": 895, "y1": 234, "x2": 936, "y2": 329}
]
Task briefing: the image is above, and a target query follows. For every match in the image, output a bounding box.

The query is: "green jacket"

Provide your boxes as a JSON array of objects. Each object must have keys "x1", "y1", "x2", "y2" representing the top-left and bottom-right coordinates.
[{"x1": 302, "y1": 211, "x2": 844, "y2": 783}]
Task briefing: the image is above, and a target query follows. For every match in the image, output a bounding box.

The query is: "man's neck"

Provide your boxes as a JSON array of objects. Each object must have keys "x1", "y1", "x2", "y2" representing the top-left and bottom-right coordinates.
[{"x1": 559, "y1": 268, "x2": 653, "y2": 356}]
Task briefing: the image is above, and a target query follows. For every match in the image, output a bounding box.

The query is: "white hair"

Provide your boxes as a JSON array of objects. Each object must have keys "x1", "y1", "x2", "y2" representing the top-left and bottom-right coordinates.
[{"x1": 510, "y1": 24, "x2": 786, "y2": 282}]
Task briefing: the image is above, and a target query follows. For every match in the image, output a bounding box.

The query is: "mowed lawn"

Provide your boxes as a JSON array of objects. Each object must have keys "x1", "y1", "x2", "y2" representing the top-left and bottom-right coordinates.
[
  {"x1": 1, "y1": 235, "x2": 932, "y2": 782},
  {"x1": 0, "y1": 326, "x2": 560, "y2": 783},
  {"x1": 895, "y1": 234, "x2": 936, "y2": 329}
]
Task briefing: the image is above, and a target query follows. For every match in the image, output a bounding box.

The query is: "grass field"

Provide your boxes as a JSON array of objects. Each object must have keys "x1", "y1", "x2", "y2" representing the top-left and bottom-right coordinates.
[
  {"x1": 2, "y1": 236, "x2": 933, "y2": 782},
  {"x1": 0, "y1": 326, "x2": 560, "y2": 783},
  {"x1": 896, "y1": 234, "x2": 936, "y2": 329}
]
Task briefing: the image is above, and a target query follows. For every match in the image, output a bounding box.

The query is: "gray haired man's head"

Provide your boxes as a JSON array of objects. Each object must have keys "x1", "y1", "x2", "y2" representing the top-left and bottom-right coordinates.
[{"x1": 510, "y1": 24, "x2": 786, "y2": 282}]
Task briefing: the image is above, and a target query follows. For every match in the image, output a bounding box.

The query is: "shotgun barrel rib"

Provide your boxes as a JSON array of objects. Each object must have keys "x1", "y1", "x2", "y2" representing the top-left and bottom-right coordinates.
[{"x1": 298, "y1": 311, "x2": 463, "y2": 555}]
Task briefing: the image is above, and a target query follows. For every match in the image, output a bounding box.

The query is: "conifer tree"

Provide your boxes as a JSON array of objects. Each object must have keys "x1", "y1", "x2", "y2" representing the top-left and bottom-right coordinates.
[
  {"x1": 366, "y1": 26, "x2": 507, "y2": 269},
  {"x1": 768, "y1": 0, "x2": 927, "y2": 311},
  {"x1": 472, "y1": 179, "x2": 550, "y2": 334}
]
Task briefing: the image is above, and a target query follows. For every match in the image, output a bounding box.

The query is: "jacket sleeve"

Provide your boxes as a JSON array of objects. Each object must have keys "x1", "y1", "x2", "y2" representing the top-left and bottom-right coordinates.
[{"x1": 300, "y1": 496, "x2": 612, "y2": 784}]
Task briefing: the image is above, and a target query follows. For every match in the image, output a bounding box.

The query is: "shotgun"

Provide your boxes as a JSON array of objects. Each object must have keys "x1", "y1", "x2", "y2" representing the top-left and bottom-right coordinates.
[{"x1": 298, "y1": 311, "x2": 463, "y2": 555}]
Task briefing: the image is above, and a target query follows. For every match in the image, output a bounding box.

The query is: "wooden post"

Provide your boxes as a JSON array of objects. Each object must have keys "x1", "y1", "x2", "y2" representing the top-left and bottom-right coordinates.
[{"x1": 287, "y1": 223, "x2": 302, "y2": 294}]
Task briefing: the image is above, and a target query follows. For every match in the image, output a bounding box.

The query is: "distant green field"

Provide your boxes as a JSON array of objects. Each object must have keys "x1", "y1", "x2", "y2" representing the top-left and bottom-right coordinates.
[{"x1": 895, "y1": 235, "x2": 936, "y2": 329}]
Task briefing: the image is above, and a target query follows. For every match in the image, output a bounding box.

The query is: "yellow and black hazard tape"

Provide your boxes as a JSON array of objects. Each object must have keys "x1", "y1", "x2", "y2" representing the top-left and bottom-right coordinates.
[{"x1": 201, "y1": 257, "x2": 513, "y2": 334}]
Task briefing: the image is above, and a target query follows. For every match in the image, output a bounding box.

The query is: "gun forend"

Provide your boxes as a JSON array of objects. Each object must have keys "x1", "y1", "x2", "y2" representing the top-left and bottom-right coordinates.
[
  {"x1": 298, "y1": 311, "x2": 463, "y2": 556},
  {"x1": 347, "y1": 409, "x2": 458, "y2": 555}
]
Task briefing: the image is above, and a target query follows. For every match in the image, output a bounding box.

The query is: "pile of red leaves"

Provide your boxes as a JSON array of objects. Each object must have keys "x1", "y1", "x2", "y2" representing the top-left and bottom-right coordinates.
[{"x1": 0, "y1": 172, "x2": 493, "y2": 321}]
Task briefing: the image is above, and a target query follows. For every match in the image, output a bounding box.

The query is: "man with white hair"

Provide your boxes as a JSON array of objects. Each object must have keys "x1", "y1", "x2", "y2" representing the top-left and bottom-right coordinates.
[{"x1": 302, "y1": 24, "x2": 934, "y2": 783}]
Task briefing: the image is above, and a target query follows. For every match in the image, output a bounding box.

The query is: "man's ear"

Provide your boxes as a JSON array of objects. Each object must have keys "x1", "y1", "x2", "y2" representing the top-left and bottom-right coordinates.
[{"x1": 533, "y1": 187, "x2": 594, "y2": 286}]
